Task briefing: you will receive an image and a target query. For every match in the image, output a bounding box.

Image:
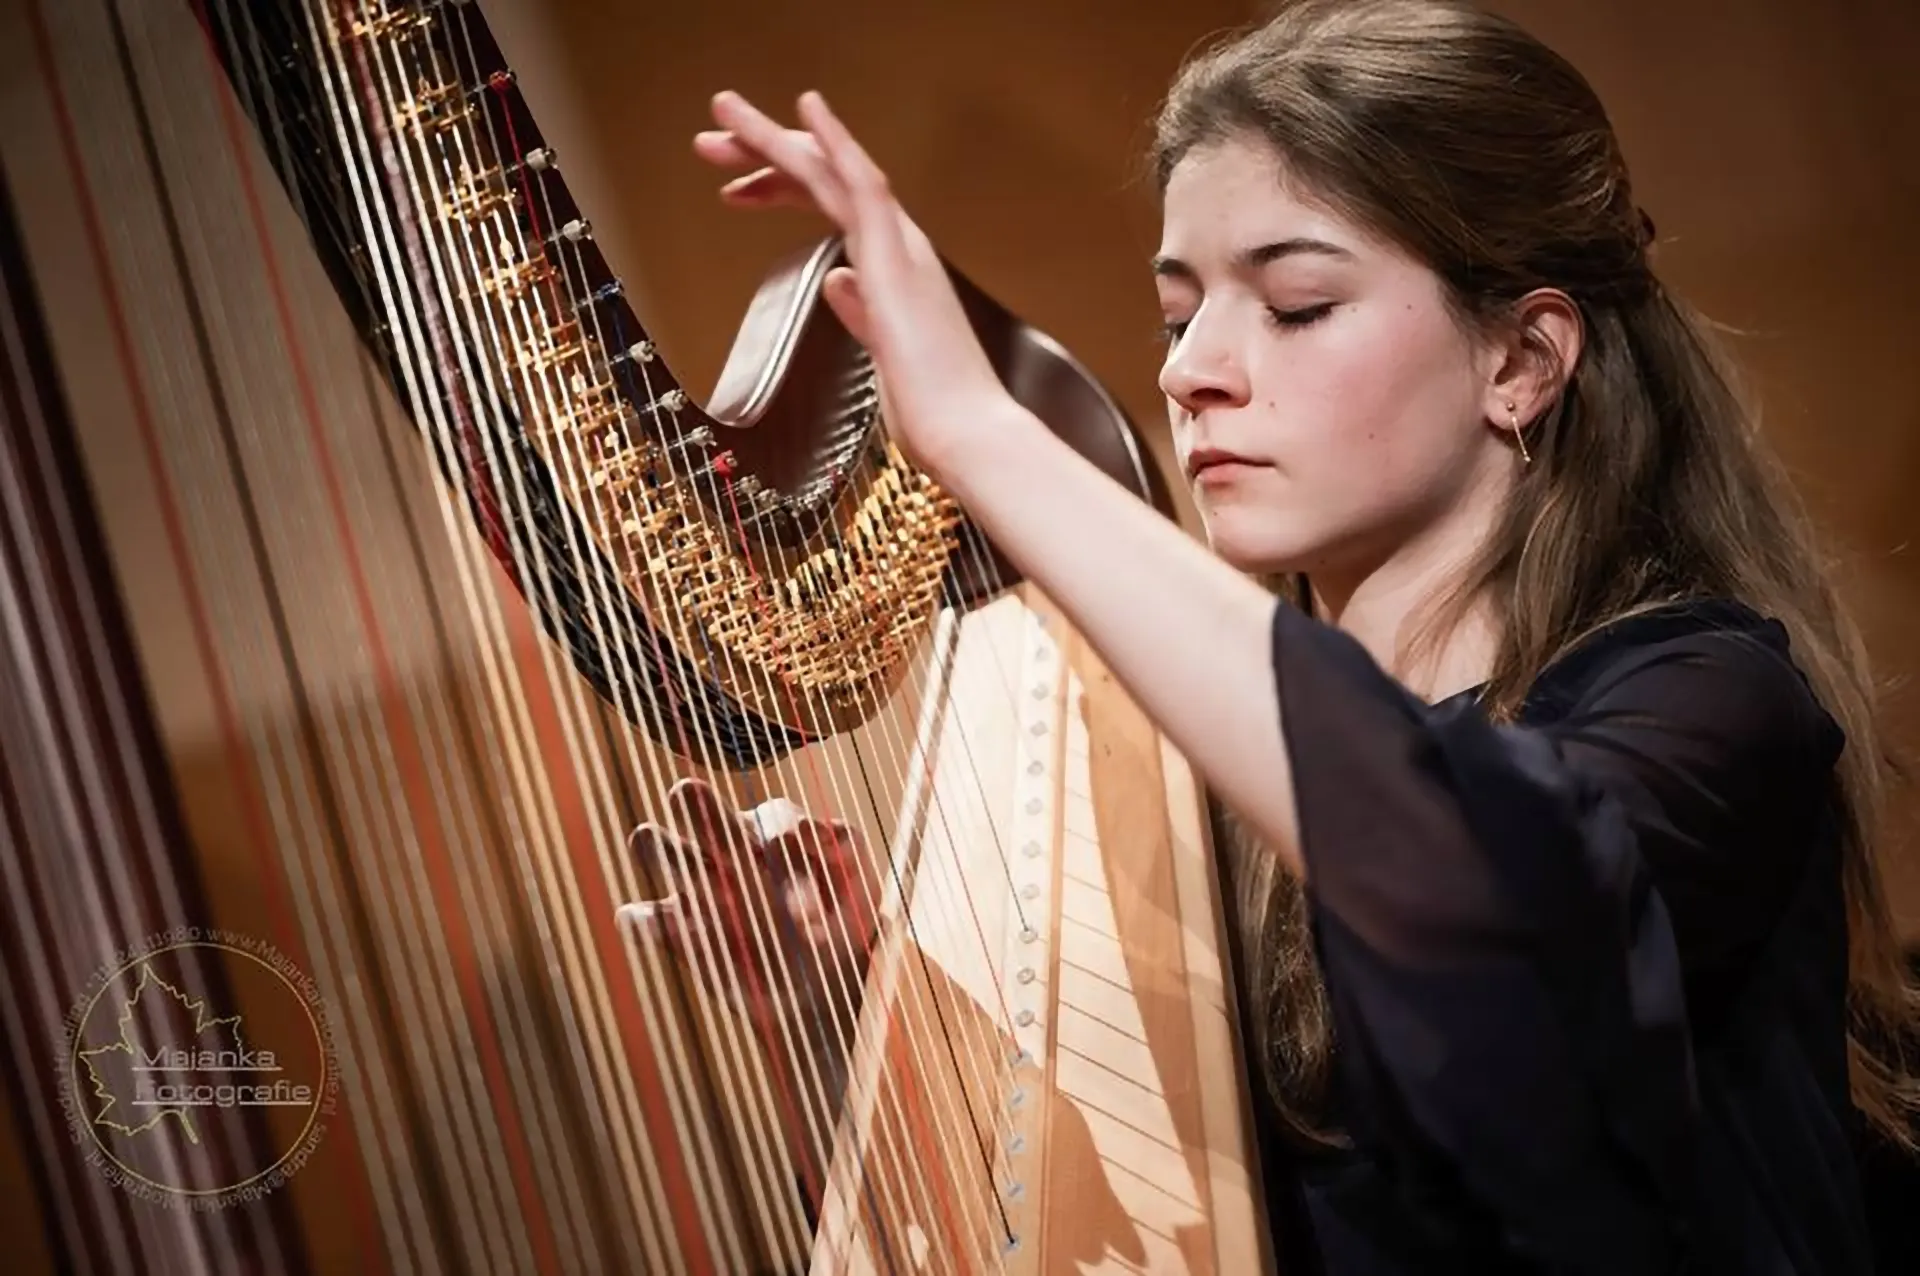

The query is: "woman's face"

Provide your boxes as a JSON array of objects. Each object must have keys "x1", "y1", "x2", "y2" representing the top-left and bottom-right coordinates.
[{"x1": 1155, "y1": 137, "x2": 1512, "y2": 586}]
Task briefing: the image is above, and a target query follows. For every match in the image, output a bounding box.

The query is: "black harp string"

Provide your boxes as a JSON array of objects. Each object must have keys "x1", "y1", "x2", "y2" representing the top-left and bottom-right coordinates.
[
  {"x1": 88, "y1": 3, "x2": 363, "y2": 1268},
  {"x1": 43, "y1": 0, "x2": 384, "y2": 1269}
]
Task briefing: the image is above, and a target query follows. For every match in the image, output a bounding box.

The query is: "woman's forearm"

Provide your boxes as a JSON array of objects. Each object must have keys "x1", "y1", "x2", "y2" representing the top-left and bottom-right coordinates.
[{"x1": 931, "y1": 404, "x2": 1304, "y2": 877}]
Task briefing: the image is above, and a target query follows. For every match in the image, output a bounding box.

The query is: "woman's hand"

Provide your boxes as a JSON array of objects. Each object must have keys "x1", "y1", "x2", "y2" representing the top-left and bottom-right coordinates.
[
  {"x1": 618, "y1": 778, "x2": 879, "y2": 1033},
  {"x1": 695, "y1": 90, "x2": 1020, "y2": 476},
  {"x1": 694, "y1": 96, "x2": 1302, "y2": 893},
  {"x1": 618, "y1": 778, "x2": 883, "y2": 1213}
]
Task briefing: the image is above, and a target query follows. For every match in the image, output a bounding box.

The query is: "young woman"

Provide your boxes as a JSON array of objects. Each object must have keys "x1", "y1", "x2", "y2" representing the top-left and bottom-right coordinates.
[{"x1": 688, "y1": 0, "x2": 1918, "y2": 1269}]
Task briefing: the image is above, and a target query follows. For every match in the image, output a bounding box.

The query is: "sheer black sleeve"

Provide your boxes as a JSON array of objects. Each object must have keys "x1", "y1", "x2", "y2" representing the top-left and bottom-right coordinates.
[{"x1": 1271, "y1": 600, "x2": 1843, "y2": 1272}]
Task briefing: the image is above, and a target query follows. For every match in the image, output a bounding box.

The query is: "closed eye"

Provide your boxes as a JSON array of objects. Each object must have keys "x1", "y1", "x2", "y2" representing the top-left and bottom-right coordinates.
[
  {"x1": 1160, "y1": 302, "x2": 1336, "y2": 346},
  {"x1": 1268, "y1": 302, "x2": 1336, "y2": 329}
]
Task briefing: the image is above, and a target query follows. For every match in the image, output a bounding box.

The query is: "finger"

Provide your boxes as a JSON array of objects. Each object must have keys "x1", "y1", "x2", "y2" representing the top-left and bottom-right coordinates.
[
  {"x1": 698, "y1": 128, "x2": 824, "y2": 208},
  {"x1": 719, "y1": 168, "x2": 813, "y2": 209},
  {"x1": 692, "y1": 129, "x2": 759, "y2": 169},
  {"x1": 621, "y1": 824, "x2": 698, "y2": 942},
  {"x1": 666, "y1": 777, "x2": 755, "y2": 858},
  {"x1": 795, "y1": 92, "x2": 897, "y2": 229},
  {"x1": 616, "y1": 894, "x2": 688, "y2": 942},
  {"x1": 627, "y1": 821, "x2": 691, "y2": 891},
  {"x1": 693, "y1": 127, "x2": 825, "y2": 172},
  {"x1": 819, "y1": 266, "x2": 872, "y2": 346},
  {"x1": 710, "y1": 91, "x2": 852, "y2": 225},
  {"x1": 770, "y1": 818, "x2": 872, "y2": 915}
]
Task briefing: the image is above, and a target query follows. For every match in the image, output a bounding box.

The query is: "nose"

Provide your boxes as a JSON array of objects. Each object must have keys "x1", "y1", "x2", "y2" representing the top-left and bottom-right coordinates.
[{"x1": 1158, "y1": 309, "x2": 1251, "y2": 416}]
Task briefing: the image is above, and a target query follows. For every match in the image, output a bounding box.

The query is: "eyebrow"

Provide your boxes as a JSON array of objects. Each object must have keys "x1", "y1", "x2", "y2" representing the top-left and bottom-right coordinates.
[{"x1": 1151, "y1": 237, "x2": 1353, "y2": 279}]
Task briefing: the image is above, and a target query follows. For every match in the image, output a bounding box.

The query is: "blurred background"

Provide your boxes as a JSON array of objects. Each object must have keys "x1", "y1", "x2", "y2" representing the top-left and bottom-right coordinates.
[{"x1": 491, "y1": 0, "x2": 1920, "y2": 927}]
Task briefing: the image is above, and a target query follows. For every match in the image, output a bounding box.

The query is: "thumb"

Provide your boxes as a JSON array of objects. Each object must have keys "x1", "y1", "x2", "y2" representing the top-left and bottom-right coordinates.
[
  {"x1": 821, "y1": 265, "x2": 872, "y2": 348},
  {"x1": 616, "y1": 892, "x2": 687, "y2": 943}
]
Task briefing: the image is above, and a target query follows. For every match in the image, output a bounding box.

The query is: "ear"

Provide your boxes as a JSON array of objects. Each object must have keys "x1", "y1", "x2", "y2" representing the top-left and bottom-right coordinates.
[{"x1": 1481, "y1": 287, "x2": 1584, "y2": 435}]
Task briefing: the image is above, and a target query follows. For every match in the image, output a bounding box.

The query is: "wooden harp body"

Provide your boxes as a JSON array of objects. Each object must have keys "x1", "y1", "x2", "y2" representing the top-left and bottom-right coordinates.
[{"x1": 0, "y1": 0, "x2": 1271, "y2": 1272}]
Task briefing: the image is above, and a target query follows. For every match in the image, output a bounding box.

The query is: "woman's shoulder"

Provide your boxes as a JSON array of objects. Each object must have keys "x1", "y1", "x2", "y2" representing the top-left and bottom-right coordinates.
[{"x1": 1518, "y1": 595, "x2": 1839, "y2": 749}]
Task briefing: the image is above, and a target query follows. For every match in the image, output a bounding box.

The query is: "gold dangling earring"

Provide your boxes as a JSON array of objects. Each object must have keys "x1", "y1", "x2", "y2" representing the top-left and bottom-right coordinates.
[{"x1": 1507, "y1": 402, "x2": 1532, "y2": 466}]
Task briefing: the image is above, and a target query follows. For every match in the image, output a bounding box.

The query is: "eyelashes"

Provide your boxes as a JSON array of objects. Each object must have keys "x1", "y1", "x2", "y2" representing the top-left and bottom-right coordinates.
[
  {"x1": 1158, "y1": 302, "x2": 1337, "y2": 345},
  {"x1": 1268, "y1": 302, "x2": 1336, "y2": 329}
]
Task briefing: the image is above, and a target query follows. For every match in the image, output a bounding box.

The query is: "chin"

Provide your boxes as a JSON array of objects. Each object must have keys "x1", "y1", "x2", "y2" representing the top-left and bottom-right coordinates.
[{"x1": 1198, "y1": 509, "x2": 1318, "y2": 578}]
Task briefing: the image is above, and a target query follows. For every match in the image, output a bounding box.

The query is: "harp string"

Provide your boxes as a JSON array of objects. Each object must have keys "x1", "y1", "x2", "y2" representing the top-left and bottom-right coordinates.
[
  {"x1": 706, "y1": 457, "x2": 989, "y2": 1266},
  {"x1": 720, "y1": 460, "x2": 1037, "y2": 1262},
  {"x1": 17, "y1": 0, "x2": 395, "y2": 1268},
  {"x1": 467, "y1": 23, "x2": 1025, "y2": 1244},
  {"x1": 126, "y1": 8, "x2": 395, "y2": 1266},
  {"x1": 401, "y1": 22, "x2": 850, "y2": 1265},
  {"x1": 31, "y1": 0, "x2": 1066, "y2": 1267},
  {"x1": 688, "y1": 371, "x2": 1033, "y2": 1258},
  {"x1": 177, "y1": 0, "x2": 553, "y2": 1267},
  {"x1": 320, "y1": 16, "x2": 713, "y2": 1270},
  {"x1": 337, "y1": 27, "x2": 622, "y2": 1274},
  {"x1": 345, "y1": 0, "x2": 952, "y2": 1266},
  {"x1": 178, "y1": 0, "x2": 614, "y2": 1266},
  {"x1": 0, "y1": 23, "x2": 250, "y2": 1265},
  {"x1": 432, "y1": 0, "x2": 1044, "y2": 1259},
  {"x1": 301, "y1": 3, "x2": 712, "y2": 1268},
  {"x1": 236, "y1": 8, "x2": 553, "y2": 1270},
  {"x1": 26, "y1": 0, "x2": 228, "y2": 1261},
  {"x1": 438, "y1": 8, "x2": 1036, "y2": 1264}
]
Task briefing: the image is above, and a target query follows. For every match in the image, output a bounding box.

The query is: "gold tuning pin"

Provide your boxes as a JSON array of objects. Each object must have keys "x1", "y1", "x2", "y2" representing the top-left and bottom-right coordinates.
[
  {"x1": 617, "y1": 509, "x2": 675, "y2": 543},
  {"x1": 352, "y1": 4, "x2": 432, "y2": 40},
  {"x1": 518, "y1": 320, "x2": 584, "y2": 374},
  {"x1": 395, "y1": 81, "x2": 475, "y2": 136},
  {"x1": 445, "y1": 166, "x2": 512, "y2": 222},
  {"x1": 538, "y1": 376, "x2": 628, "y2": 441},
  {"x1": 476, "y1": 256, "x2": 554, "y2": 302},
  {"x1": 588, "y1": 446, "x2": 649, "y2": 485}
]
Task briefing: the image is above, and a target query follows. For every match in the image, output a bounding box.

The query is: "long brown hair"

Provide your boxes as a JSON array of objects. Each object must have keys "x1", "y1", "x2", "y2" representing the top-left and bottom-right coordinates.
[{"x1": 1153, "y1": 0, "x2": 1919, "y2": 1151}]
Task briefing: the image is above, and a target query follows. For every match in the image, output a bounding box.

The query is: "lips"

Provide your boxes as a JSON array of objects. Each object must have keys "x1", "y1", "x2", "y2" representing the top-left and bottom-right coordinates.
[{"x1": 1185, "y1": 447, "x2": 1261, "y2": 480}]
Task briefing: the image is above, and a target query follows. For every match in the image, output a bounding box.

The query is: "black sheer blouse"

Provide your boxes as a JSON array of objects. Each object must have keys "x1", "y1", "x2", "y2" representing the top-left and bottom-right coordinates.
[{"x1": 1253, "y1": 597, "x2": 1875, "y2": 1274}]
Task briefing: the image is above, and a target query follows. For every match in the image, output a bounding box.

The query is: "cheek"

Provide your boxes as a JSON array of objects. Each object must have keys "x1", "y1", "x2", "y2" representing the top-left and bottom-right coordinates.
[{"x1": 1259, "y1": 303, "x2": 1479, "y2": 485}]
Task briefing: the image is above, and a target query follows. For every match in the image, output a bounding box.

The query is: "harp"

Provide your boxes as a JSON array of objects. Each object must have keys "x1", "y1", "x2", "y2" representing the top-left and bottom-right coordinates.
[{"x1": 0, "y1": 0, "x2": 1272, "y2": 1272}]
